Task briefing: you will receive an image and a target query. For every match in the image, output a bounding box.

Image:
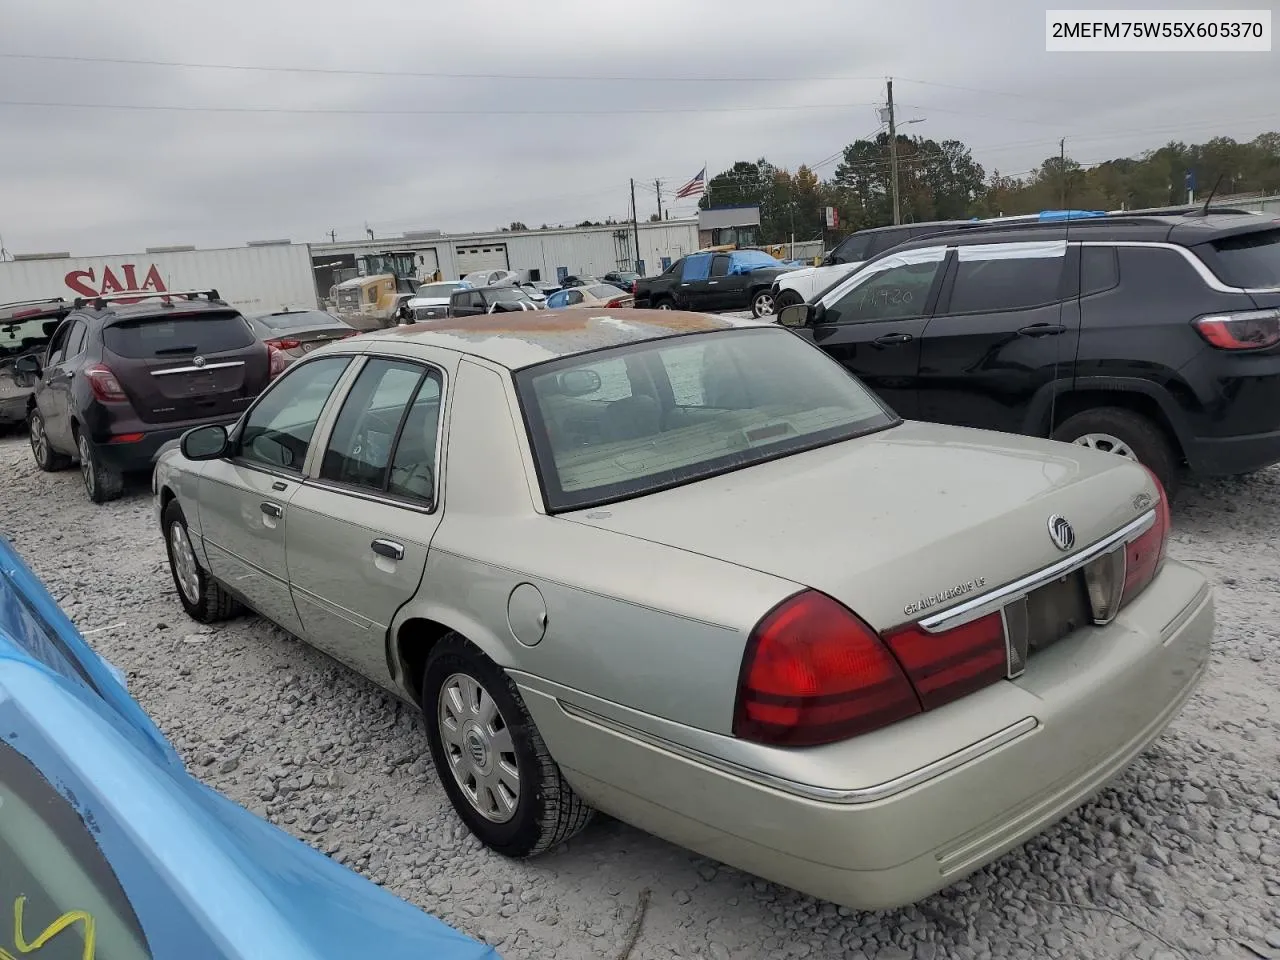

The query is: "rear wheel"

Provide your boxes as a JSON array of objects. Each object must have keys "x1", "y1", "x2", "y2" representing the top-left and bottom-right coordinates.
[
  {"x1": 1052, "y1": 407, "x2": 1180, "y2": 496},
  {"x1": 422, "y1": 634, "x2": 592, "y2": 857},
  {"x1": 163, "y1": 500, "x2": 242, "y2": 622},
  {"x1": 750, "y1": 289, "x2": 776, "y2": 318},
  {"x1": 76, "y1": 428, "x2": 123, "y2": 504},
  {"x1": 28, "y1": 410, "x2": 71, "y2": 471}
]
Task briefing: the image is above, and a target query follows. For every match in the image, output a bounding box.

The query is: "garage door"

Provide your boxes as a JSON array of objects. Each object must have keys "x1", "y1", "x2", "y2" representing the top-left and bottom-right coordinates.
[{"x1": 455, "y1": 244, "x2": 509, "y2": 276}]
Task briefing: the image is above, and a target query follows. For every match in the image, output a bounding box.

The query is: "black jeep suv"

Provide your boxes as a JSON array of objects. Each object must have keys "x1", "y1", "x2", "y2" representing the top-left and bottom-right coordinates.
[
  {"x1": 777, "y1": 208, "x2": 1280, "y2": 493},
  {"x1": 17, "y1": 290, "x2": 276, "y2": 503}
]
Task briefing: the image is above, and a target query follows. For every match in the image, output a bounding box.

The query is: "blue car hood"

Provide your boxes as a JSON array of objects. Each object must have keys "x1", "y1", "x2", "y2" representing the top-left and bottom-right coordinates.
[{"x1": 0, "y1": 658, "x2": 498, "y2": 960}]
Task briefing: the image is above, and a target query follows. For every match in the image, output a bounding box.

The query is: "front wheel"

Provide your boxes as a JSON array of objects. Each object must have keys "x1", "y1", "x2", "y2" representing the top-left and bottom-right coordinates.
[
  {"x1": 162, "y1": 500, "x2": 242, "y2": 622},
  {"x1": 654, "y1": 297, "x2": 675, "y2": 311},
  {"x1": 1052, "y1": 407, "x2": 1180, "y2": 496},
  {"x1": 422, "y1": 634, "x2": 592, "y2": 857},
  {"x1": 29, "y1": 410, "x2": 71, "y2": 471},
  {"x1": 773, "y1": 289, "x2": 804, "y2": 313},
  {"x1": 750, "y1": 289, "x2": 776, "y2": 319}
]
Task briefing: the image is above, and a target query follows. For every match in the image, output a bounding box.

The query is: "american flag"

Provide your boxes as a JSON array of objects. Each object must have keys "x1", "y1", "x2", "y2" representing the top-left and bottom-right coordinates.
[{"x1": 674, "y1": 167, "x2": 707, "y2": 199}]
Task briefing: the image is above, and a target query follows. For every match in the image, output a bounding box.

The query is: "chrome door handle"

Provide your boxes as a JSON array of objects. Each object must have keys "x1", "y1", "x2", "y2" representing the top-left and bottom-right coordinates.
[
  {"x1": 260, "y1": 502, "x2": 283, "y2": 519},
  {"x1": 371, "y1": 539, "x2": 404, "y2": 560}
]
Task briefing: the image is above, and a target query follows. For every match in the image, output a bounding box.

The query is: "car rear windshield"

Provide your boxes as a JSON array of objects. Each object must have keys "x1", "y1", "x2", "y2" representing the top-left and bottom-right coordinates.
[
  {"x1": 1198, "y1": 228, "x2": 1280, "y2": 287},
  {"x1": 103, "y1": 311, "x2": 256, "y2": 358},
  {"x1": 587, "y1": 285, "x2": 624, "y2": 299},
  {"x1": 516, "y1": 327, "x2": 897, "y2": 512},
  {"x1": 256, "y1": 310, "x2": 341, "y2": 331}
]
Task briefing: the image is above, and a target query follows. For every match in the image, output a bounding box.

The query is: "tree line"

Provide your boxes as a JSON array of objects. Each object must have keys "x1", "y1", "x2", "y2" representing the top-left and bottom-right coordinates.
[{"x1": 697, "y1": 131, "x2": 1280, "y2": 244}]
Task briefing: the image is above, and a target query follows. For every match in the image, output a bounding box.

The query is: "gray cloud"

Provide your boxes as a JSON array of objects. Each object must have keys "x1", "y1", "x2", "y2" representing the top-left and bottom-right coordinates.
[{"x1": 0, "y1": 0, "x2": 1274, "y2": 256}]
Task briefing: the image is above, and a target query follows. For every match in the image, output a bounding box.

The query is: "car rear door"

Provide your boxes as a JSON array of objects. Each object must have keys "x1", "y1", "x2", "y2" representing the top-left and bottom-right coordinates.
[
  {"x1": 917, "y1": 240, "x2": 1078, "y2": 435},
  {"x1": 805, "y1": 246, "x2": 949, "y2": 418},
  {"x1": 285, "y1": 356, "x2": 445, "y2": 683},
  {"x1": 700, "y1": 254, "x2": 737, "y2": 310},
  {"x1": 101, "y1": 310, "x2": 268, "y2": 425},
  {"x1": 197, "y1": 356, "x2": 354, "y2": 635}
]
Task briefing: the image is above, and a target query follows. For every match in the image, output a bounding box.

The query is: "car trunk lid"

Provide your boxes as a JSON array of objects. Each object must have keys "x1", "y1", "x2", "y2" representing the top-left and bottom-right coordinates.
[
  {"x1": 563, "y1": 421, "x2": 1156, "y2": 632},
  {"x1": 102, "y1": 310, "x2": 267, "y2": 424}
]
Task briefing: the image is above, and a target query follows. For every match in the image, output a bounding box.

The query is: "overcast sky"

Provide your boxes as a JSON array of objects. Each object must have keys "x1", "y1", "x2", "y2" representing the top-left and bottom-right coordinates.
[{"x1": 0, "y1": 0, "x2": 1275, "y2": 256}]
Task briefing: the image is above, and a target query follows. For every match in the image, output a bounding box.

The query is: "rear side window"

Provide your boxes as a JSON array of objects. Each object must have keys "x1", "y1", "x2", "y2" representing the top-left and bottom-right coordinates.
[
  {"x1": 1081, "y1": 247, "x2": 1120, "y2": 296},
  {"x1": 1198, "y1": 228, "x2": 1280, "y2": 287},
  {"x1": 103, "y1": 312, "x2": 255, "y2": 359},
  {"x1": 0, "y1": 742, "x2": 152, "y2": 960},
  {"x1": 946, "y1": 243, "x2": 1067, "y2": 314},
  {"x1": 321, "y1": 359, "x2": 425, "y2": 490}
]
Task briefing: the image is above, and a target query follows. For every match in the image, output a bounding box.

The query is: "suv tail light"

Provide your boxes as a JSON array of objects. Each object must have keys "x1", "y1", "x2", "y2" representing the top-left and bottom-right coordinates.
[
  {"x1": 882, "y1": 612, "x2": 1008, "y2": 711},
  {"x1": 1192, "y1": 309, "x2": 1280, "y2": 350},
  {"x1": 267, "y1": 343, "x2": 290, "y2": 379},
  {"x1": 84, "y1": 363, "x2": 127, "y2": 402},
  {"x1": 1121, "y1": 467, "x2": 1171, "y2": 605},
  {"x1": 266, "y1": 337, "x2": 301, "y2": 350},
  {"x1": 733, "y1": 591, "x2": 921, "y2": 746}
]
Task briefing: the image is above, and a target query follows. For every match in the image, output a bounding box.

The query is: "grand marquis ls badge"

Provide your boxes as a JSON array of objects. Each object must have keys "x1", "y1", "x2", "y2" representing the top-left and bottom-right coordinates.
[{"x1": 1047, "y1": 514, "x2": 1075, "y2": 551}]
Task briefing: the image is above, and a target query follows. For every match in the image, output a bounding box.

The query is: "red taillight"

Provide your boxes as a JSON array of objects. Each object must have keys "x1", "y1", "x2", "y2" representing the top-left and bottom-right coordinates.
[
  {"x1": 1122, "y1": 467, "x2": 1171, "y2": 605},
  {"x1": 604, "y1": 297, "x2": 628, "y2": 308},
  {"x1": 882, "y1": 613, "x2": 1008, "y2": 711},
  {"x1": 84, "y1": 364, "x2": 127, "y2": 402},
  {"x1": 1192, "y1": 309, "x2": 1280, "y2": 350},
  {"x1": 733, "y1": 591, "x2": 921, "y2": 746},
  {"x1": 266, "y1": 337, "x2": 301, "y2": 350},
  {"x1": 108, "y1": 432, "x2": 145, "y2": 444},
  {"x1": 267, "y1": 343, "x2": 290, "y2": 379}
]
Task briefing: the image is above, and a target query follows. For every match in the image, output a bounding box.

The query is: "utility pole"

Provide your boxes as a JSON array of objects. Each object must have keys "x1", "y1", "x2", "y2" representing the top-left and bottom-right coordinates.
[
  {"x1": 887, "y1": 78, "x2": 900, "y2": 226},
  {"x1": 655, "y1": 179, "x2": 663, "y2": 222},
  {"x1": 1059, "y1": 138, "x2": 1067, "y2": 208},
  {"x1": 328, "y1": 229, "x2": 336, "y2": 243},
  {"x1": 630, "y1": 178, "x2": 641, "y2": 273}
]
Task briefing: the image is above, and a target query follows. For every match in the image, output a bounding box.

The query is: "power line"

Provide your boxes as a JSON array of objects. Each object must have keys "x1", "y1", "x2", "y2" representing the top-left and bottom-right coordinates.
[{"x1": 0, "y1": 97, "x2": 882, "y2": 117}]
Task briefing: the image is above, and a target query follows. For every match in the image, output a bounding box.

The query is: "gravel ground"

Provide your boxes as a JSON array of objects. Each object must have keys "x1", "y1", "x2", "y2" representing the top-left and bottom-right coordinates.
[{"x1": 2, "y1": 427, "x2": 1279, "y2": 960}]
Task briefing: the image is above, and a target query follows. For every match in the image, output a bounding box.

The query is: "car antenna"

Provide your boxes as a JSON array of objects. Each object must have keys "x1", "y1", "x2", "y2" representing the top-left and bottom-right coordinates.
[{"x1": 1197, "y1": 174, "x2": 1225, "y2": 218}]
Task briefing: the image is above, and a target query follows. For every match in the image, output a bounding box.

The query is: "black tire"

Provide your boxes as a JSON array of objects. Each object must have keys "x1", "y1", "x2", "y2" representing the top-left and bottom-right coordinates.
[
  {"x1": 749, "y1": 288, "x2": 776, "y2": 319},
  {"x1": 1052, "y1": 407, "x2": 1180, "y2": 496},
  {"x1": 422, "y1": 634, "x2": 592, "y2": 857},
  {"x1": 653, "y1": 296, "x2": 675, "y2": 311},
  {"x1": 74, "y1": 427, "x2": 123, "y2": 504},
  {"x1": 28, "y1": 410, "x2": 71, "y2": 471},
  {"x1": 162, "y1": 500, "x2": 242, "y2": 622},
  {"x1": 773, "y1": 289, "x2": 804, "y2": 313}
]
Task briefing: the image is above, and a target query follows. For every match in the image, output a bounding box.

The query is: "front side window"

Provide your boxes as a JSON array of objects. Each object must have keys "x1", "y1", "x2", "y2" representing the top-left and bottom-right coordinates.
[
  {"x1": 832, "y1": 234, "x2": 873, "y2": 264},
  {"x1": 45, "y1": 323, "x2": 72, "y2": 365},
  {"x1": 681, "y1": 254, "x2": 712, "y2": 282},
  {"x1": 0, "y1": 742, "x2": 152, "y2": 960},
  {"x1": 237, "y1": 356, "x2": 350, "y2": 471},
  {"x1": 822, "y1": 248, "x2": 947, "y2": 324},
  {"x1": 946, "y1": 241, "x2": 1067, "y2": 314},
  {"x1": 517, "y1": 328, "x2": 895, "y2": 512},
  {"x1": 321, "y1": 359, "x2": 425, "y2": 491}
]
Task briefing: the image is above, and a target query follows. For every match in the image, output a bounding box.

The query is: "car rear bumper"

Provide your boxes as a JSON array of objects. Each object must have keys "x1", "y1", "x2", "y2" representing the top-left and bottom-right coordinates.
[
  {"x1": 88, "y1": 418, "x2": 237, "y2": 472},
  {"x1": 520, "y1": 560, "x2": 1212, "y2": 910},
  {"x1": 1184, "y1": 427, "x2": 1280, "y2": 476}
]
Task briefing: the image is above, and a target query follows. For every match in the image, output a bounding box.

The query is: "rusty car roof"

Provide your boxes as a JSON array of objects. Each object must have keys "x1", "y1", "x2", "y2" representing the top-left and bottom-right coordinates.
[{"x1": 359, "y1": 307, "x2": 769, "y2": 369}]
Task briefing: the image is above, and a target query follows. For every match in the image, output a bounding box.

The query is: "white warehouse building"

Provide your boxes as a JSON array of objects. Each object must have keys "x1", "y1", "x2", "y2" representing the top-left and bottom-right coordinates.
[{"x1": 311, "y1": 219, "x2": 699, "y2": 293}]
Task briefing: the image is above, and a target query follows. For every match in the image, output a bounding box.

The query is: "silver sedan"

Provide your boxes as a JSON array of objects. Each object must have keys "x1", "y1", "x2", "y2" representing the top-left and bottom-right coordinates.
[{"x1": 153, "y1": 308, "x2": 1212, "y2": 910}]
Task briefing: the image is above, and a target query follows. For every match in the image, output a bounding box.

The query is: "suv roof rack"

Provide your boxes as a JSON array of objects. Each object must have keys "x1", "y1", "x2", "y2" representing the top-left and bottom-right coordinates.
[{"x1": 72, "y1": 289, "x2": 224, "y2": 311}]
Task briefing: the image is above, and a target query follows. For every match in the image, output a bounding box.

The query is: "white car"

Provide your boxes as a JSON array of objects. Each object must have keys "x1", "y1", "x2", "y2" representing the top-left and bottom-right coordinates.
[
  {"x1": 461, "y1": 269, "x2": 520, "y2": 288},
  {"x1": 772, "y1": 221, "x2": 973, "y2": 311},
  {"x1": 405, "y1": 281, "x2": 471, "y2": 322}
]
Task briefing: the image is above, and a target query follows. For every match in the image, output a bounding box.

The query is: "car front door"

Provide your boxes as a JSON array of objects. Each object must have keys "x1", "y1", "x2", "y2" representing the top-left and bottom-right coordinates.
[
  {"x1": 675, "y1": 252, "x2": 713, "y2": 309},
  {"x1": 804, "y1": 246, "x2": 949, "y2": 418},
  {"x1": 918, "y1": 240, "x2": 1078, "y2": 434},
  {"x1": 34, "y1": 320, "x2": 76, "y2": 453},
  {"x1": 285, "y1": 357, "x2": 445, "y2": 684},
  {"x1": 196, "y1": 355, "x2": 353, "y2": 635}
]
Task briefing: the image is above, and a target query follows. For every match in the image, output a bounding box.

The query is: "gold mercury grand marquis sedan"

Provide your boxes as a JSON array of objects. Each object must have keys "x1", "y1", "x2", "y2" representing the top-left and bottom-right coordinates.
[{"x1": 153, "y1": 308, "x2": 1213, "y2": 910}]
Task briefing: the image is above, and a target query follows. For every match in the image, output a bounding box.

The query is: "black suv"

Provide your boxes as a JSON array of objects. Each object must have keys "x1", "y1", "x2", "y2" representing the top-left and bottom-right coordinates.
[
  {"x1": 448, "y1": 285, "x2": 545, "y2": 316},
  {"x1": 17, "y1": 290, "x2": 275, "y2": 502},
  {"x1": 634, "y1": 249, "x2": 792, "y2": 317},
  {"x1": 777, "y1": 208, "x2": 1280, "y2": 493}
]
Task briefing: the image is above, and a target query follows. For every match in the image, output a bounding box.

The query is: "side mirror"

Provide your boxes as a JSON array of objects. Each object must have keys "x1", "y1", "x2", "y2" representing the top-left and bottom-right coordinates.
[
  {"x1": 14, "y1": 355, "x2": 41, "y2": 376},
  {"x1": 181, "y1": 424, "x2": 229, "y2": 461},
  {"x1": 777, "y1": 303, "x2": 816, "y2": 328},
  {"x1": 557, "y1": 369, "x2": 602, "y2": 396}
]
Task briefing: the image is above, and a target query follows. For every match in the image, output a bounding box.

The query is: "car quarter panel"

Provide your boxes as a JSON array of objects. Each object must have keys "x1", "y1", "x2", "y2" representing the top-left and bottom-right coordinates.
[
  {"x1": 389, "y1": 357, "x2": 800, "y2": 736},
  {"x1": 515, "y1": 559, "x2": 1211, "y2": 909}
]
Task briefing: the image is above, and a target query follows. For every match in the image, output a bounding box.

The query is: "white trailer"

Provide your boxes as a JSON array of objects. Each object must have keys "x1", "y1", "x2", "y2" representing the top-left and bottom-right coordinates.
[{"x1": 0, "y1": 243, "x2": 319, "y2": 315}]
